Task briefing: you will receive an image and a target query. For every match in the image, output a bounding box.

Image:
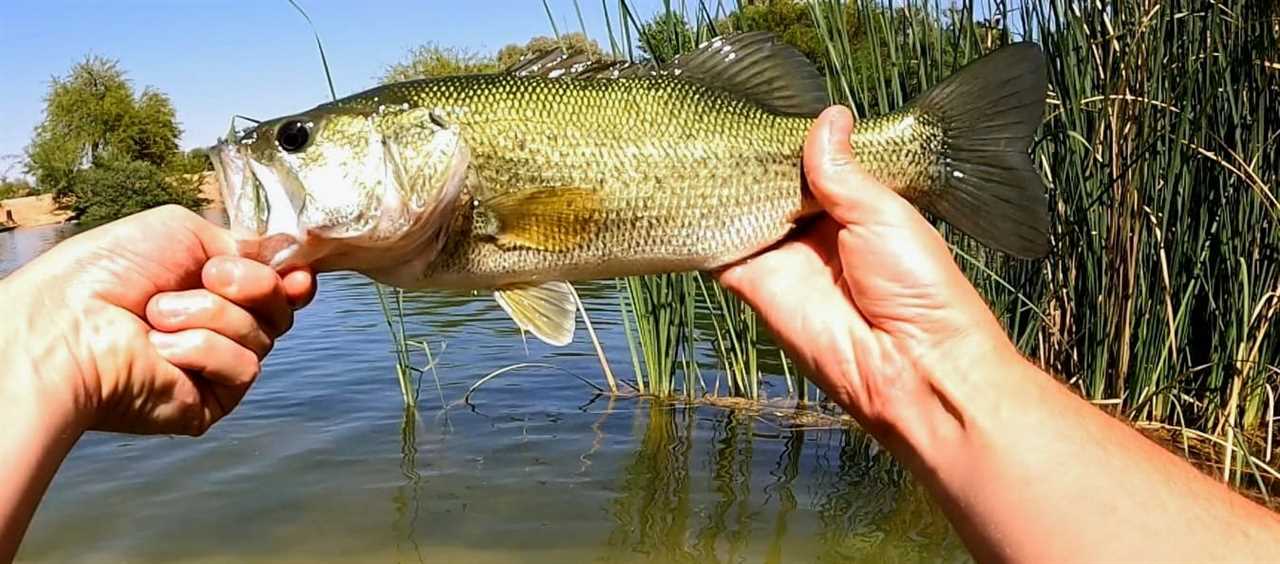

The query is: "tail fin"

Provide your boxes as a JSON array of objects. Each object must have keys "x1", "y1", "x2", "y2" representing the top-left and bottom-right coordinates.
[{"x1": 915, "y1": 42, "x2": 1050, "y2": 259}]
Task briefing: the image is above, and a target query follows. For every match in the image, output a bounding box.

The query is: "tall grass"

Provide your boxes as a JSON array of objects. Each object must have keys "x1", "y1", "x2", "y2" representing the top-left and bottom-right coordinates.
[
  {"x1": 598, "y1": 0, "x2": 1278, "y2": 487},
  {"x1": 597, "y1": 0, "x2": 773, "y2": 402},
  {"x1": 807, "y1": 0, "x2": 1279, "y2": 484},
  {"x1": 287, "y1": 0, "x2": 1278, "y2": 485}
]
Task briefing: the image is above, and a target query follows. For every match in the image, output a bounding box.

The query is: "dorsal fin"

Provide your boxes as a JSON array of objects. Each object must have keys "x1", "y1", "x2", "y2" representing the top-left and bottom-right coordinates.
[
  {"x1": 664, "y1": 32, "x2": 829, "y2": 116},
  {"x1": 504, "y1": 32, "x2": 829, "y2": 116},
  {"x1": 505, "y1": 49, "x2": 653, "y2": 79}
]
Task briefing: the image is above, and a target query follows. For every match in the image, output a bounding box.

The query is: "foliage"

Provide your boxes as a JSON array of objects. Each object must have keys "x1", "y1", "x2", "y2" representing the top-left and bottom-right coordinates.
[
  {"x1": 605, "y1": 0, "x2": 1280, "y2": 489},
  {"x1": 379, "y1": 43, "x2": 500, "y2": 84},
  {"x1": 637, "y1": 10, "x2": 696, "y2": 63},
  {"x1": 807, "y1": 0, "x2": 1280, "y2": 490},
  {"x1": 496, "y1": 32, "x2": 604, "y2": 68},
  {"x1": 724, "y1": 0, "x2": 830, "y2": 66},
  {"x1": 381, "y1": 33, "x2": 607, "y2": 85},
  {"x1": 24, "y1": 55, "x2": 201, "y2": 222},
  {"x1": 62, "y1": 153, "x2": 204, "y2": 226},
  {"x1": 175, "y1": 148, "x2": 215, "y2": 174},
  {"x1": 0, "y1": 177, "x2": 33, "y2": 200}
]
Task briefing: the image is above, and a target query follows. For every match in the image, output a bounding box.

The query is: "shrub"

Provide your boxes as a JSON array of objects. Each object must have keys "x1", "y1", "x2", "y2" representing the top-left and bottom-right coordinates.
[{"x1": 64, "y1": 155, "x2": 204, "y2": 226}]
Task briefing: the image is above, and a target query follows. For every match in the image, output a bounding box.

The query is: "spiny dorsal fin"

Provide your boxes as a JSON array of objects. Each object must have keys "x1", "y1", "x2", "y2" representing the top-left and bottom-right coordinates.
[
  {"x1": 504, "y1": 32, "x2": 829, "y2": 116},
  {"x1": 664, "y1": 32, "x2": 829, "y2": 116},
  {"x1": 494, "y1": 281, "x2": 578, "y2": 346},
  {"x1": 505, "y1": 50, "x2": 652, "y2": 79}
]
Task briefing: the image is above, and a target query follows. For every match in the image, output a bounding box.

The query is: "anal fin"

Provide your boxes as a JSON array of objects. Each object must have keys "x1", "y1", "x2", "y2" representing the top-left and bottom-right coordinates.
[{"x1": 493, "y1": 281, "x2": 578, "y2": 346}]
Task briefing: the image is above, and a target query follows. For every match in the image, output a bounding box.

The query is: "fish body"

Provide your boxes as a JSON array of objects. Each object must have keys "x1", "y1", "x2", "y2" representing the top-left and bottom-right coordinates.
[
  {"x1": 394, "y1": 73, "x2": 813, "y2": 290},
  {"x1": 210, "y1": 32, "x2": 1049, "y2": 345}
]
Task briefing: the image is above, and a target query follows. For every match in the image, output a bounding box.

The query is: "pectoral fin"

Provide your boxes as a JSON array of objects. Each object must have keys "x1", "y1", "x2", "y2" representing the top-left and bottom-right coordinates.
[
  {"x1": 474, "y1": 187, "x2": 603, "y2": 252},
  {"x1": 493, "y1": 281, "x2": 578, "y2": 346}
]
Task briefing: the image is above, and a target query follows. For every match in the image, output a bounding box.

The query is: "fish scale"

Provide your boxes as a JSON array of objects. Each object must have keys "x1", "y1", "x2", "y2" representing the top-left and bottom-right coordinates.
[
  {"x1": 210, "y1": 33, "x2": 1049, "y2": 345},
  {"x1": 381, "y1": 74, "x2": 814, "y2": 289}
]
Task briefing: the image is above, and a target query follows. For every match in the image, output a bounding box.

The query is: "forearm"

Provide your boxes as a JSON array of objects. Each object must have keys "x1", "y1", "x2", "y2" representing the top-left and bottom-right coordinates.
[
  {"x1": 0, "y1": 277, "x2": 89, "y2": 562},
  {"x1": 0, "y1": 375, "x2": 84, "y2": 562},
  {"x1": 878, "y1": 351, "x2": 1280, "y2": 563}
]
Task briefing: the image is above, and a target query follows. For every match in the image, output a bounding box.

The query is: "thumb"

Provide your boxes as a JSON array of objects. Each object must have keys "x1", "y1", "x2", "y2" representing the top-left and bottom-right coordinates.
[{"x1": 803, "y1": 106, "x2": 914, "y2": 227}]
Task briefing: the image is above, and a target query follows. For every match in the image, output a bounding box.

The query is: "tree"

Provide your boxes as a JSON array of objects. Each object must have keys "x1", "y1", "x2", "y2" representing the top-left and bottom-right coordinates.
[
  {"x1": 726, "y1": 0, "x2": 829, "y2": 66},
  {"x1": 25, "y1": 56, "x2": 202, "y2": 222},
  {"x1": 638, "y1": 11, "x2": 696, "y2": 63},
  {"x1": 381, "y1": 33, "x2": 607, "y2": 85},
  {"x1": 379, "y1": 43, "x2": 500, "y2": 84},
  {"x1": 0, "y1": 177, "x2": 32, "y2": 200}
]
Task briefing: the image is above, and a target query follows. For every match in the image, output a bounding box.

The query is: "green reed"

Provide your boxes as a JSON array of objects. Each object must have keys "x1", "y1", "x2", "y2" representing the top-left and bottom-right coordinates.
[
  {"x1": 810, "y1": 0, "x2": 1279, "y2": 489},
  {"x1": 288, "y1": 0, "x2": 1279, "y2": 489},
  {"x1": 598, "y1": 0, "x2": 770, "y2": 402},
  {"x1": 599, "y1": 0, "x2": 1279, "y2": 492}
]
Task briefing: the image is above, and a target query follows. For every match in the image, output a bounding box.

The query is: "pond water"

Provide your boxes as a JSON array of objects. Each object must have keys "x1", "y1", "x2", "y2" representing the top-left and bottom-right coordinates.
[{"x1": 3, "y1": 211, "x2": 965, "y2": 563}]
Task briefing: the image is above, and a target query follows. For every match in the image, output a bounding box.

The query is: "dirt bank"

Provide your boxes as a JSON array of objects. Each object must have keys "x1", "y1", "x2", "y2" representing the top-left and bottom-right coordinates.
[
  {"x1": 0, "y1": 194, "x2": 73, "y2": 228},
  {"x1": 0, "y1": 172, "x2": 223, "y2": 228}
]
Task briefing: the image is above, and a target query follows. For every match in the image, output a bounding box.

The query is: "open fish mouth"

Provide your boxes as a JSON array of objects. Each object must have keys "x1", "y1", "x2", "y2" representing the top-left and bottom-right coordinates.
[{"x1": 207, "y1": 138, "x2": 305, "y2": 269}]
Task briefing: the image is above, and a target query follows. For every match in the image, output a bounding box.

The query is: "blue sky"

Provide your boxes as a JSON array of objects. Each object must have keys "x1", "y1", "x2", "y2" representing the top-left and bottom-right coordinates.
[{"x1": 0, "y1": 0, "x2": 673, "y2": 176}]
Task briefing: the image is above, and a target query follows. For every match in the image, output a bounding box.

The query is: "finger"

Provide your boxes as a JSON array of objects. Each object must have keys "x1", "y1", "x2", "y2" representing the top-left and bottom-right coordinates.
[
  {"x1": 718, "y1": 217, "x2": 842, "y2": 294},
  {"x1": 804, "y1": 106, "x2": 916, "y2": 227},
  {"x1": 142, "y1": 363, "x2": 247, "y2": 437},
  {"x1": 717, "y1": 219, "x2": 848, "y2": 333},
  {"x1": 149, "y1": 329, "x2": 261, "y2": 388},
  {"x1": 202, "y1": 256, "x2": 293, "y2": 337},
  {"x1": 281, "y1": 268, "x2": 317, "y2": 310},
  {"x1": 146, "y1": 204, "x2": 239, "y2": 258},
  {"x1": 146, "y1": 290, "x2": 273, "y2": 358}
]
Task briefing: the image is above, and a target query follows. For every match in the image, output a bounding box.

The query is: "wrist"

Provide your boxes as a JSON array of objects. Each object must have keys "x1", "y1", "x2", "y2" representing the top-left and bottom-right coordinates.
[
  {"x1": 0, "y1": 292, "x2": 87, "y2": 561},
  {"x1": 878, "y1": 330, "x2": 1038, "y2": 473},
  {"x1": 0, "y1": 274, "x2": 96, "y2": 435}
]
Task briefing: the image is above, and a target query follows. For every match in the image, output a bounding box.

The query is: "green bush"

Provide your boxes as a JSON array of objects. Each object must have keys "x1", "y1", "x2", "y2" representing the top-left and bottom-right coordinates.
[
  {"x1": 379, "y1": 43, "x2": 500, "y2": 83},
  {"x1": 496, "y1": 32, "x2": 603, "y2": 68},
  {"x1": 381, "y1": 33, "x2": 606, "y2": 85},
  {"x1": 64, "y1": 155, "x2": 204, "y2": 226},
  {"x1": 638, "y1": 10, "x2": 695, "y2": 63}
]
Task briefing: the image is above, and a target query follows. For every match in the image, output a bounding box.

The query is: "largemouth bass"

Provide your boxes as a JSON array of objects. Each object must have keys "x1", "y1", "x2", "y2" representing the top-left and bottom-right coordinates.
[{"x1": 209, "y1": 32, "x2": 1049, "y2": 345}]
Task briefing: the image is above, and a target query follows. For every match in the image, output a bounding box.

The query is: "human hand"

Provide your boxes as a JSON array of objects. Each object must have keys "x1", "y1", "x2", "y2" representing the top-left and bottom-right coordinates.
[
  {"x1": 0, "y1": 205, "x2": 315, "y2": 436},
  {"x1": 718, "y1": 106, "x2": 1024, "y2": 439}
]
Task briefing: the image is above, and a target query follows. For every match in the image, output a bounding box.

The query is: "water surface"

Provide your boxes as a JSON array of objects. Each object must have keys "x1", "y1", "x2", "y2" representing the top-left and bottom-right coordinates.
[{"x1": 2, "y1": 214, "x2": 965, "y2": 563}]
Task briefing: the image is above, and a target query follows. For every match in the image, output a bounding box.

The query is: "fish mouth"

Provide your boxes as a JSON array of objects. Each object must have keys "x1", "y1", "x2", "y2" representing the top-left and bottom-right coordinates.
[
  {"x1": 207, "y1": 140, "x2": 259, "y2": 235},
  {"x1": 207, "y1": 140, "x2": 304, "y2": 269}
]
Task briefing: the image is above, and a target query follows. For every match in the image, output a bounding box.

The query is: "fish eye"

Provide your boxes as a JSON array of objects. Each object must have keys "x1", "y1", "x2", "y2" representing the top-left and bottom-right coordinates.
[{"x1": 276, "y1": 120, "x2": 311, "y2": 153}]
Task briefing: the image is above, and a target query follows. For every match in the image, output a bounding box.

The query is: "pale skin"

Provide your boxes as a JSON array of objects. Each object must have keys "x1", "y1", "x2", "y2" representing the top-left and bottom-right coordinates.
[
  {"x1": 719, "y1": 107, "x2": 1280, "y2": 562},
  {"x1": 2, "y1": 108, "x2": 1278, "y2": 563},
  {"x1": 0, "y1": 206, "x2": 315, "y2": 562}
]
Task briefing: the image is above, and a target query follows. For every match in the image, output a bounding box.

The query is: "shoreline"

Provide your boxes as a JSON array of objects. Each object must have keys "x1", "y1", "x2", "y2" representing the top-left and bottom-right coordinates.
[{"x1": 0, "y1": 172, "x2": 222, "y2": 229}]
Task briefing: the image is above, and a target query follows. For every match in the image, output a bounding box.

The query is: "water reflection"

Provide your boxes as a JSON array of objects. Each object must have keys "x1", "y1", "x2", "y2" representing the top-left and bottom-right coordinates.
[
  {"x1": 763, "y1": 430, "x2": 804, "y2": 564},
  {"x1": 604, "y1": 402, "x2": 695, "y2": 562},
  {"x1": 393, "y1": 406, "x2": 425, "y2": 564},
  {"x1": 601, "y1": 402, "x2": 964, "y2": 563}
]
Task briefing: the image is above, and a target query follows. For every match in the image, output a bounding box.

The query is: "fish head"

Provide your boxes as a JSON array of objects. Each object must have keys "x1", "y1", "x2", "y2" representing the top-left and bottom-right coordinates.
[{"x1": 208, "y1": 104, "x2": 468, "y2": 279}]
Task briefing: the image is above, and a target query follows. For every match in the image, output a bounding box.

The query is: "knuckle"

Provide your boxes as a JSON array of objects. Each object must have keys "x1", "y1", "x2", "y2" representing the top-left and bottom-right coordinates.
[
  {"x1": 242, "y1": 359, "x2": 263, "y2": 384},
  {"x1": 155, "y1": 204, "x2": 195, "y2": 221}
]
